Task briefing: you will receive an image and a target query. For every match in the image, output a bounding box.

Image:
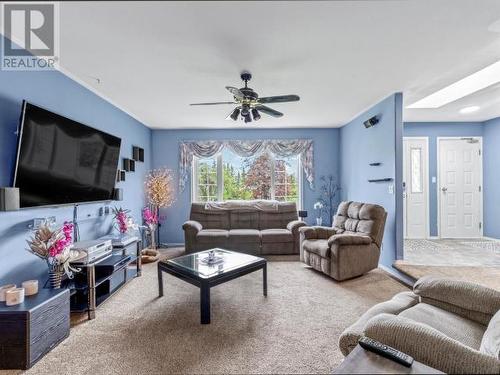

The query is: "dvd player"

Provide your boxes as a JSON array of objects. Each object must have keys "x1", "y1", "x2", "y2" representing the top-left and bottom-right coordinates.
[{"x1": 71, "y1": 239, "x2": 113, "y2": 265}]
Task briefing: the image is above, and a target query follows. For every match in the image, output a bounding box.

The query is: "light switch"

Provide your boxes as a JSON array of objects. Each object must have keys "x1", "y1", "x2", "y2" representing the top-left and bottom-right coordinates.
[{"x1": 432, "y1": 176, "x2": 437, "y2": 183}]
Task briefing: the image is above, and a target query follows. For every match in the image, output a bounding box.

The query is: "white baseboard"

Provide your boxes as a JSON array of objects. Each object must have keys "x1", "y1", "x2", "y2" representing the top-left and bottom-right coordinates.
[
  {"x1": 379, "y1": 264, "x2": 414, "y2": 287},
  {"x1": 482, "y1": 236, "x2": 500, "y2": 242},
  {"x1": 164, "y1": 243, "x2": 184, "y2": 247}
]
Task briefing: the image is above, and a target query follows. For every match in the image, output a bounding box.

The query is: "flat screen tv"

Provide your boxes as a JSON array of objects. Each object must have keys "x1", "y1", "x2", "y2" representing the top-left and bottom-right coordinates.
[{"x1": 13, "y1": 102, "x2": 122, "y2": 208}]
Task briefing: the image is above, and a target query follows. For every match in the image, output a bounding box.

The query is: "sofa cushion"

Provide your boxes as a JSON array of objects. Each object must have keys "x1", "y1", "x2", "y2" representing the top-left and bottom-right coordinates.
[
  {"x1": 261, "y1": 228, "x2": 293, "y2": 243},
  {"x1": 332, "y1": 201, "x2": 386, "y2": 246},
  {"x1": 399, "y1": 303, "x2": 486, "y2": 350},
  {"x1": 259, "y1": 202, "x2": 298, "y2": 230},
  {"x1": 480, "y1": 309, "x2": 500, "y2": 359},
  {"x1": 196, "y1": 229, "x2": 229, "y2": 244},
  {"x1": 414, "y1": 275, "x2": 500, "y2": 317},
  {"x1": 228, "y1": 229, "x2": 261, "y2": 243},
  {"x1": 302, "y1": 239, "x2": 330, "y2": 258},
  {"x1": 190, "y1": 203, "x2": 230, "y2": 229},
  {"x1": 229, "y1": 211, "x2": 259, "y2": 229}
]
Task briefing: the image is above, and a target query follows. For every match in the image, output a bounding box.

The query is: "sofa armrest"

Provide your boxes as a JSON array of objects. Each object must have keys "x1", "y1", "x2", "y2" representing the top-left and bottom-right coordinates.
[
  {"x1": 338, "y1": 291, "x2": 419, "y2": 356},
  {"x1": 287, "y1": 220, "x2": 307, "y2": 233},
  {"x1": 327, "y1": 234, "x2": 372, "y2": 247},
  {"x1": 414, "y1": 276, "x2": 500, "y2": 319},
  {"x1": 182, "y1": 220, "x2": 203, "y2": 233},
  {"x1": 363, "y1": 313, "x2": 500, "y2": 374},
  {"x1": 299, "y1": 226, "x2": 337, "y2": 240}
]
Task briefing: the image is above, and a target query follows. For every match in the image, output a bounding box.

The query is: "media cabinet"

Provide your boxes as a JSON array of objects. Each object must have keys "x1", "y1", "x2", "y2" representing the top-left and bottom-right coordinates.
[{"x1": 65, "y1": 239, "x2": 142, "y2": 319}]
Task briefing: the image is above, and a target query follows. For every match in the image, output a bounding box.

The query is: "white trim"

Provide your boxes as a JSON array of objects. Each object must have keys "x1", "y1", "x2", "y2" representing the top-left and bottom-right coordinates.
[
  {"x1": 436, "y1": 136, "x2": 483, "y2": 238},
  {"x1": 482, "y1": 236, "x2": 500, "y2": 242},
  {"x1": 56, "y1": 65, "x2": 152, "y2": 128},
  {"x1": 378, "y1": 265, "x2": 414, "y2": 287},
  {"x1": 403, "y1": 136, "x2": 430, "y2": 239},
  {"x1": 7, "y1": 29, "x2": 152, "y2": 128}
]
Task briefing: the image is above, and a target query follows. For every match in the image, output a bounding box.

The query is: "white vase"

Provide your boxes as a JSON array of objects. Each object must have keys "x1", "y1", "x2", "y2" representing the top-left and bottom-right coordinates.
[{"x1": 316, "y1": 217, "x2": 323, "y2": 226}]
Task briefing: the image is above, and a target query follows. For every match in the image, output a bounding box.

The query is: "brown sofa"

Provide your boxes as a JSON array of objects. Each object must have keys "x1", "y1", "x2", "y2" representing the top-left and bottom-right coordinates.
[
  {"x1": 182, "y1": 202, "x2": 306, "y2": 255},
  {"x1": 299, "y1": 201, "x2": 387, "y2": 281},
  {"x1": 339, "y1": 276, "x2": 500, "y2": 374}
]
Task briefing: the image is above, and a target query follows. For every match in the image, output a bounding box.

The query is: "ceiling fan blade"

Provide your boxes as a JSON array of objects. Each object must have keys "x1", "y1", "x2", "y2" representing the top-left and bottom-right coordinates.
[
  {"x1": 189, "y1": 101, "x2": 236, "y2": 106},
  {"x1": 257, "y1": 95, "x2": 300, "y2": 104},
  {"x1": 254, "y1": 105, "x2": 283, "y2": 118},
  {"x1": 226, "y1": 86, "x2": 244, "y2": 98}
]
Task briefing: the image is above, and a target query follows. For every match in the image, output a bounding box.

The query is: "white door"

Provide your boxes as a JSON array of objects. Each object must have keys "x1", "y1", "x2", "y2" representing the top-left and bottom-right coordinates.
[
  {"x1": 438, "y1": 138, "x2": 482, "y2": 238},
  {"x1": 403, "y1": 138, "x2": 429, "y2": 239}
]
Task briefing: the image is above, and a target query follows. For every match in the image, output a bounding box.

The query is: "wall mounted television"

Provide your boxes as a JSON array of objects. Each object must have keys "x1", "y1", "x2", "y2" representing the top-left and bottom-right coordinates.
[{"x1": 13, "y1": 102, "x2": 122, "y2": 208}]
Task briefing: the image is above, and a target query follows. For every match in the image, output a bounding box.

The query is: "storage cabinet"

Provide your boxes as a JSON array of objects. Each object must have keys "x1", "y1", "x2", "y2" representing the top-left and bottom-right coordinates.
[
  {"x1": 68, "y1": 239, "x2": 142, "y2": 319},
  {"x1": 0, "y1": 288, "x2": 70, "y2": 369}
]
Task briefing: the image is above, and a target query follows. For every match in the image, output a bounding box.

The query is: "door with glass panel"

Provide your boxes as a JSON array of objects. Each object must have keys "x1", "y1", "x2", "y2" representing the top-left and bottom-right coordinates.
[{"x1": 403, "y1": 138, "x2": 429, "y2": 239}]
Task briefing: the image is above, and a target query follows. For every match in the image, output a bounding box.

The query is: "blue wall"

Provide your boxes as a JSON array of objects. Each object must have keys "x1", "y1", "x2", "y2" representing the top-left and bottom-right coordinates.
[
  {"x1": 339, "y1": 93, "x2": 403, "y2": 267},
  {"x1": 483, "y1": 117, "x2": 500, "y2": 239},
  {"x1": 0, "y1": 37, "x2": 151, "y2": 284},
  {"x1": 403, "y1": 122, "x2": 483, "y2": 236},
  {"x1": 152, "y1": 128, "x2": 340, "y2": 244}
]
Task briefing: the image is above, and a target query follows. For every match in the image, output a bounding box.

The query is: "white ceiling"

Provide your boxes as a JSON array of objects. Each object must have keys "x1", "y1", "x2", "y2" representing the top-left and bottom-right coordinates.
[{"x1": 58, "y1": 1, "x2": 500, "y2": 129}]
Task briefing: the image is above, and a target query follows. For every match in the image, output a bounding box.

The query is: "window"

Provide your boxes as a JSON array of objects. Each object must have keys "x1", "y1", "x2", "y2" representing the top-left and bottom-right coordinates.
[
  {"x1": 192, "y1": 150, "x2": 301, "y2": 207},
  {"x1": 410, "y1": 148, "x2": 423, "y2": 193}
]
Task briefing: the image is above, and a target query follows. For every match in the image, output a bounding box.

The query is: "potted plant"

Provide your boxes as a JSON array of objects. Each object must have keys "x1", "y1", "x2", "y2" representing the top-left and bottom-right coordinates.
[{"x1": 27, "y1": 221, "x2": 80, "y2": 288}]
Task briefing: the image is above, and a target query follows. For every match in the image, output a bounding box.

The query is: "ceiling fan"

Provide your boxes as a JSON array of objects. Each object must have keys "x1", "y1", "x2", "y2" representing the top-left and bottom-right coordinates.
[{"x1": 189, "y1": 72, "x2": 300, "y2": 123}]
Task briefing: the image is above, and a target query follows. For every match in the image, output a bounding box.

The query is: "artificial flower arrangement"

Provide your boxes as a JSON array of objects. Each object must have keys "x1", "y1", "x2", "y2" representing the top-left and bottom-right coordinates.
[
  {"x1": 27, "y1": 221, "x2": 80, "y2": 288},
  {"x1": 113, "y1": 207, "x2": 131, "y2": 234},
  {"x1": 313, "y1": 201, "x2": 324, "y2": 226},
  {"x1": 143, "y1": 207, "x2": 159, "y2": 249}
]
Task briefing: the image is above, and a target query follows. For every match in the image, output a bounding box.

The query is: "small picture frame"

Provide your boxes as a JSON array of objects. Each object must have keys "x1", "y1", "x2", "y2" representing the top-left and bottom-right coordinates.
[{"x1": 132, "y1": 146, "x2": 144, "y2": 162}]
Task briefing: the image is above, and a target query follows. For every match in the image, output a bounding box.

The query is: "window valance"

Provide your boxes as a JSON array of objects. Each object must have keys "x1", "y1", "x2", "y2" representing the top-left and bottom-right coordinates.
[{"x1": 179, "y1": 139, "x2": 314, "y2": 192}]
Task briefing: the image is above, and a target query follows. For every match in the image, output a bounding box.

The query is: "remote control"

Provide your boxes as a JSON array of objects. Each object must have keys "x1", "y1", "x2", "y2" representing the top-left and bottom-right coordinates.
[{"x1": 358, "y1": 336, "x2": 414, "y2": 367}]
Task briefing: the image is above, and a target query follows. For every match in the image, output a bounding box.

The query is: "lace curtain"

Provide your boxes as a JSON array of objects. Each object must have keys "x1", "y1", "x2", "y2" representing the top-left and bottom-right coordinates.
[{"x1": 179, "y1": 139, "x2": 314, "y2": 192}]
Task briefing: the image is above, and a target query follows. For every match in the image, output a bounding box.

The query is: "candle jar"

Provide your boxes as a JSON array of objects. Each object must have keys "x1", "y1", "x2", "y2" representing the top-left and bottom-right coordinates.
[
  {"x1": 0, "y1": 284, "x2": 16, "y2": 302},
  {"x1": 5, "y1": 288, "x2": 25, "y2": 306},
  {"x1": 22, "y1": 280, "x2": 39, "y2": 296}
]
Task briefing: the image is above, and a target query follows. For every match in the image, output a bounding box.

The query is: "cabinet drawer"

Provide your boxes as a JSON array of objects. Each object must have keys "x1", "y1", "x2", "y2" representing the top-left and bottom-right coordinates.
[{"x1": 29, "y1": 290, "x2": 70, "y2": 366}]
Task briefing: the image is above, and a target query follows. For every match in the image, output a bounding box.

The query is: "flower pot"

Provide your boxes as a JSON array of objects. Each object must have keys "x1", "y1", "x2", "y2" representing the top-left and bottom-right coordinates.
[
  {"x1": 48, "y1": 264, "x2": 64, "y2": 289},
  {"x1": 316, "y1": 217, "x2": 323, "y2": 226}
]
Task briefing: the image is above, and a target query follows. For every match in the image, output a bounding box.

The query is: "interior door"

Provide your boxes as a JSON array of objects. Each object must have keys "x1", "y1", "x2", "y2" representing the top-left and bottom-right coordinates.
[
  {"x1": 439, "y1": 138, "x2": 482, "y2": 238},
  {"x1": 403, "y1": 138, "x2": 428, "y2": 239}
]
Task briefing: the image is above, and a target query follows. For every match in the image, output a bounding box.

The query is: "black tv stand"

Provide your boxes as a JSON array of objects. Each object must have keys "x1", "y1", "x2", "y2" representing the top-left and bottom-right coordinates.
[{"x1": 66, "y1": 239, "x2": 142, "y2": 319}]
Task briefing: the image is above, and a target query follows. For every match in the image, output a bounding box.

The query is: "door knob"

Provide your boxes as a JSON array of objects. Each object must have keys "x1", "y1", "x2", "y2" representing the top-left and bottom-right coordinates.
[{"x1": 441, "y1": 187, "x2": 448, "y2": 192}]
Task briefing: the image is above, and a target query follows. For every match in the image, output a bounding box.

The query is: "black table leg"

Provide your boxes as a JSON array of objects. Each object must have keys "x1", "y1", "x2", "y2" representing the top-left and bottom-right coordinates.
[
  {"x1": 263, "y1": 263, "x2": 267, "y2": 297},
  {"x1": 158, "y1": 265, "x2": 164, "y2": 297},
  {"x1": 200, "y1": 283, "x2": 210, "y2": 324}
]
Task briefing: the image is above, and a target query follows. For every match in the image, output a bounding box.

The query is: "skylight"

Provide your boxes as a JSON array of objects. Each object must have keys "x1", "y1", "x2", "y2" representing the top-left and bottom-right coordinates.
[{"x1": 407, "y1": 60, "x2": 500, "y2": 109}]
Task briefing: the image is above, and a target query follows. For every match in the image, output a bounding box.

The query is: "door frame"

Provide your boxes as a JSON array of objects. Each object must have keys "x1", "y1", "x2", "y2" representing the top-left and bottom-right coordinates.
[
  {"x1": 403, "y1": 137, "x2": 430, "y2": 239},
  {"x1": 436, "y1": 136, "x2": 483, "y2": 238}
]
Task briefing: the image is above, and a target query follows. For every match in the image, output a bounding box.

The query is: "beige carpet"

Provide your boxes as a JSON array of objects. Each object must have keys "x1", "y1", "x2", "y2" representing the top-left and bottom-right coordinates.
[
  {"x1": 394, "y1": 261, "x2": 500, "y2": 291},
  {"x1": 11, "y1": 257, "x2": 408, "y2": 374}
]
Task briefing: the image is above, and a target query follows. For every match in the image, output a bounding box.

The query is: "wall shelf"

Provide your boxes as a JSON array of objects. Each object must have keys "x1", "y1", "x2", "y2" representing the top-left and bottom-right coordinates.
[{"x1": 368, "y1": 178, "x2": 394, "y2": 183}]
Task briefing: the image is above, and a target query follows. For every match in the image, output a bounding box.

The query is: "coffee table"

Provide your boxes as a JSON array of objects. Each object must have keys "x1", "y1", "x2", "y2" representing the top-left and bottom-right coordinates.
[{"x1": 157, "y1": 248, "x2": 267, "y2": 324}]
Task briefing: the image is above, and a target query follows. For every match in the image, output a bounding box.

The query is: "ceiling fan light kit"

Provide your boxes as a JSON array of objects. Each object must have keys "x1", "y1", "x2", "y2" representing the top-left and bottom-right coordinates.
[{"x1": 190, "y1": 71, "x2": 300, "y2": 123}]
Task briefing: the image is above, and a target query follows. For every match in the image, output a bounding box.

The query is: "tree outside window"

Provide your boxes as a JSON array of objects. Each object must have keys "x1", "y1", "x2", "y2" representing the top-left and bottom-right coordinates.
[{"x1": 193, "y1": 150, "x2": 300, "y2": 206}]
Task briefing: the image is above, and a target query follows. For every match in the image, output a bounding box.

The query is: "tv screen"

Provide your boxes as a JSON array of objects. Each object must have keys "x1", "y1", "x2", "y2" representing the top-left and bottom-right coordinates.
[{"x1": 13, "y1": 102, "x2": 122, "y2": 208}]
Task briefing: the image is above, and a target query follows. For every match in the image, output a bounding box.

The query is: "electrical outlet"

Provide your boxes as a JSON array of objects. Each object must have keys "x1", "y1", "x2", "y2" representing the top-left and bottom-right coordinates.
[
  {"x1": 388, "y1": 184, "x2": 394, "y2": 194},
  {"x1": 28, "y1": 216, "x2": 56, "y2": 230},
  {"x1": 104, "y1": 206, "x2": 110, "y2": 215}
]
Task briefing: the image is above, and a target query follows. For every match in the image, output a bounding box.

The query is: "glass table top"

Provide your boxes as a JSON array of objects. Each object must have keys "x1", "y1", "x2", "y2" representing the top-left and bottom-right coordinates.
[{"x1": 165, "y1": 249, "x2": 264, "y2": 278}]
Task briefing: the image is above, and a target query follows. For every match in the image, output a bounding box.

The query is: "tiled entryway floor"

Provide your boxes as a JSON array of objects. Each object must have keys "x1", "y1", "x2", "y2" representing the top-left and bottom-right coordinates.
[{"x1": 403, "y1": 238, "x2": 500, "y2": 266}]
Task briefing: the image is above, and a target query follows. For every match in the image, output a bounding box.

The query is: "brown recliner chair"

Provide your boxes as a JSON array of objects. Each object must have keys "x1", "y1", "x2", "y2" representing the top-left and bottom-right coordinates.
[{"x1": 299, "y1": 201, "x2": 387, "y2": 281}]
